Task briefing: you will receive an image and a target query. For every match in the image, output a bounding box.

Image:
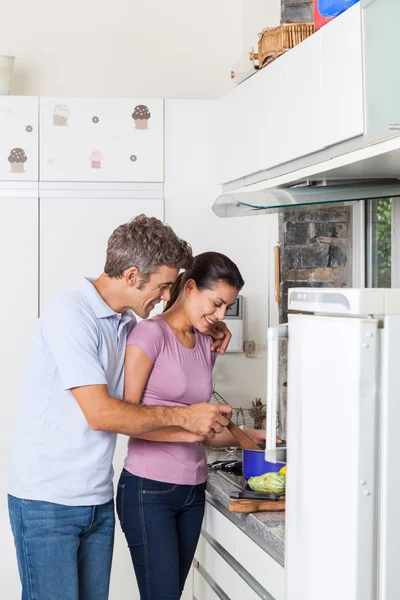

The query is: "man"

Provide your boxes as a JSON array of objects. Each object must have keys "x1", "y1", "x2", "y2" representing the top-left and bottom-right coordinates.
[{"x1": 8, "y1": 214, "x2": 232, "y2": 600}]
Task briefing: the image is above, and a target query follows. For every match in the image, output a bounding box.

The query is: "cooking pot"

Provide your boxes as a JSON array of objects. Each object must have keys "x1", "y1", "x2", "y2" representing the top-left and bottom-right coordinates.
[{"x1": 242, "y1": 443, "x2": 286, "y2": 480}]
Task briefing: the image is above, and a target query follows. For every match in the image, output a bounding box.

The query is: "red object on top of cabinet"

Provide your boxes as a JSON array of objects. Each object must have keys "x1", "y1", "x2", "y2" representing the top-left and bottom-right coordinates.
[{"x1": 314, "y1": 0, "x2": 333, "y2": 29}]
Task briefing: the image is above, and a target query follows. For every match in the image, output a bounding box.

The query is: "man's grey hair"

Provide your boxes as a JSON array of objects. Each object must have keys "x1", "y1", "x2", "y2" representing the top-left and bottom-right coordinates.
[{"x1": 104, "y1": 214, "x2": 193, "y2": 282}]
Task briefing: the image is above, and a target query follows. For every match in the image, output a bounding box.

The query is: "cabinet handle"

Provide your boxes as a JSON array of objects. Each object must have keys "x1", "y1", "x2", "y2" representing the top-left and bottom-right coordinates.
[
  {"x1": 388, "y1": 124, "x2": 400, "y2": 130},
  {"x1": 274, "y1": 245, "x2": 281, "y2": 303}
]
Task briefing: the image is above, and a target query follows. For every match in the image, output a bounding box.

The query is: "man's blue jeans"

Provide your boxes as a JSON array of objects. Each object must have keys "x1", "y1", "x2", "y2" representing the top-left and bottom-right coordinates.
[{"x1": 8, "y1": 494, "x2": 114, "y2": 600}]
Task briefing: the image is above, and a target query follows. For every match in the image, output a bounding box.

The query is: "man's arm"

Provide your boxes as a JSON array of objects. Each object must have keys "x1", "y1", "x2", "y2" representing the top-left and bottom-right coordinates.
[
  {"x1": 71, "y1": 385, "x2": 230, "y2": 437},
  {"x1": 45, "y1": 308, "x2": 231, "y2": 438}
]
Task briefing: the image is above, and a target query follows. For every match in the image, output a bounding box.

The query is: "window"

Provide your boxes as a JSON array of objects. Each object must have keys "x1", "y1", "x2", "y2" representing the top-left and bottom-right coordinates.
[
  {"x1": 356, "y1": 196, "x2": 400, "y2": 288},
  {"x1": 365, "y1": 198, "x2": 392, "y2": 288}
]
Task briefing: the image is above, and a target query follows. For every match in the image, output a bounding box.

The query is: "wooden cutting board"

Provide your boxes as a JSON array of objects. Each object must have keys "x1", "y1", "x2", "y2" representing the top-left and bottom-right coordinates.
[{"x1": 228, "y1": 498, "x2": 285, "y2": 513}]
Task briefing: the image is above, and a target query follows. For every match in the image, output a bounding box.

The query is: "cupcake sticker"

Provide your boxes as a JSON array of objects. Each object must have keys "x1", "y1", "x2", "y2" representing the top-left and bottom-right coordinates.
[
  {"x1": 90, "y1": 151, "x2": 103, "y2": 169},
  {"x1": 132, "y1": 105, "x2": 151, "y2": 129},
  {"x1": 8, "y1": 148, "x2": 27, "y2": 173},
  {"x1": 53, "y1": 104, "x2": 70, "y2": 126}
]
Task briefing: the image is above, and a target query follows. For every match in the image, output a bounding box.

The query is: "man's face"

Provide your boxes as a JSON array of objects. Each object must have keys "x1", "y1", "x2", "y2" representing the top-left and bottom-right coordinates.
[{"x1": 131, "y1": 265, "x2": 179, "y2": 318}]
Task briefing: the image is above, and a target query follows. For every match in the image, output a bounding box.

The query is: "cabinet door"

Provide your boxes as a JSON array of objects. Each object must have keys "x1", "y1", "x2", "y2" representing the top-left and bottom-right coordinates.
[
  {"x1": 40, "y1": 196, "x2": 163, "y2": 312},
  {"x1": 0, "y1": 195, "x2": 38, "y2": 594},
  {"x1": 39, "y1": 98, "x2": 164, "y2": 183},
  {"x1": 321, "y1": 4, "x2": 363, "y2": 147},
  {"x1": 0, "y1": 97, "x2": 39, "y2": 181},
  {"x1": 212, "y1": 90, "x2": 242, "y2": 185},
  {"x1": 266, "y1": 34, "x2": 323, "y2": 168},
  {"x1": 363, "y1": 0, "x2": 400, "y2": 138}
]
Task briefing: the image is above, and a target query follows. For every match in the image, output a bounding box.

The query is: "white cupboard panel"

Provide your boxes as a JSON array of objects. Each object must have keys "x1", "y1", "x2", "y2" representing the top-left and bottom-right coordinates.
[
  {"x1": 203, "y1": 503, "x2": 238, "y2": 559},
  {"x1": 321, "y1": 4, "x2": 363, "y2": 147},
  {"x1": 195, "y1": 535, "x2": 238, "y2": 600},
  {"x1": 40, "y1": 98, "x2": 164, "y2": 183},
  {"x1": 39, "y1": 196, "x2": 163, "y2": 312},
  {"x1": 213, "y1": 90, "x2": 241, "y2": 185},
  {"x1": 0, "y1": 196, "x2": 38, "y2": 596},
  {"x1": 0, "y1": 97, "x2": 39, "y2": 181},
  {"x1": 193, "y1": 567, "x2": 221, "y2": 600},
  {"x1": 236, "y1": 527, "x2": 286, "y2": 600},
  {"x1": 266, "y1": 34, "x2": 323, "y2": 168}
]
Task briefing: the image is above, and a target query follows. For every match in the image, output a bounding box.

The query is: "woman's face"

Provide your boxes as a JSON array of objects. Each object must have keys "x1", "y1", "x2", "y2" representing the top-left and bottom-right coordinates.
[{"x1": 185, "y1": 280, "x2": 239, "y2": 334}]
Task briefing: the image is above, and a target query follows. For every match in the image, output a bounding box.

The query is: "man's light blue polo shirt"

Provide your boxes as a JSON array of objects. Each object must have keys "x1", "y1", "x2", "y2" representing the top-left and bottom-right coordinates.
[{"x1": 8, "y1": 279, "x2": 135, "y2": 506}]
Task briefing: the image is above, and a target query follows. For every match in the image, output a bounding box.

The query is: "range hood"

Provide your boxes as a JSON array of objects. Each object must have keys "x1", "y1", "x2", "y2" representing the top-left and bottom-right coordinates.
[{"x1": 212, "y1": 180, "x2": 400, "y2": 218}]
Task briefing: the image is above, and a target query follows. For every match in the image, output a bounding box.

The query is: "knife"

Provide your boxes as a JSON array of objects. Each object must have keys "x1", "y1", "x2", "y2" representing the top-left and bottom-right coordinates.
[{"x1": 229, "y1": 490, "x2": 281, "y2": 501}]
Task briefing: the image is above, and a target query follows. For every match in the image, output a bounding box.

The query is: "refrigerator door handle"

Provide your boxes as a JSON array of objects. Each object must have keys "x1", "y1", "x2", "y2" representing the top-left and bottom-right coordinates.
[{"x1": 266, "y1": 323, "x2": 288, "y2": 463}]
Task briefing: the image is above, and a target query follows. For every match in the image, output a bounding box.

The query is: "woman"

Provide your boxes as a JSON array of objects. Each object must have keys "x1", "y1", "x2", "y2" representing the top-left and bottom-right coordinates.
[{"x1": 117, "y1": 252, "x2": 264, "y2": 599}]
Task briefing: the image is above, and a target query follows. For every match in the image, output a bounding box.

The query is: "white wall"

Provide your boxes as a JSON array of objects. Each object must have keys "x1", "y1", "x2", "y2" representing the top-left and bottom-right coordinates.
[
  {"x1": 2, "y1": 0, "x2": 243, "y2": 99},
  {"x1": 164, "y1": 99, "x2": 279, "y2": 408},
  {"x1": 242, "y1": 0, "x2": 280, "y2": 52}
]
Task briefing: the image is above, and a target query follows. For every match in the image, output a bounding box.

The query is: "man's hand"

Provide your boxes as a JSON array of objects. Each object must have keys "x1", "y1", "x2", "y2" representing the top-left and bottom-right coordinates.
[
  {"x1": 209, "y1": 321, "x2": 232, "y2": 355},
  {"x1": 181, "y1": 403, "x2": 232, "y2": 436}
]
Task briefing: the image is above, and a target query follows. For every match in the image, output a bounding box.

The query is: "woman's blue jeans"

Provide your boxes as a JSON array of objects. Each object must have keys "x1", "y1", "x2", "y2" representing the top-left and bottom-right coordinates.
[{"x1": 117, "y1": 469, "x2": 205, "y2": 600}]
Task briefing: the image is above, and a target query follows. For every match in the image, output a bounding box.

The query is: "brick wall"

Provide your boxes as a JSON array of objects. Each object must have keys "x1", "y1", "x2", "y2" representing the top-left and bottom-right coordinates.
[
  {"x1": 281, "y1": 0, "x2": 313, "y2": 23},
  {"x1": 276, "y1": 206, "x2": 352, "y2": 439}
]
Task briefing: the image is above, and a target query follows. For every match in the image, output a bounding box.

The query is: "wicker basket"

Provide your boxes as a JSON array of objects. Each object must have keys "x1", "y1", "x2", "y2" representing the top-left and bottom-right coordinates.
[{"x1": 258, "y1": 23, "x2": 315, "y2": 69}]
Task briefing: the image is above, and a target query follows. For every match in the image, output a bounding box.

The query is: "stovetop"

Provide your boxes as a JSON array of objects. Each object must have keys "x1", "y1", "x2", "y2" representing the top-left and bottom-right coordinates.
[{"x1": 207, "y1": 458, "x2": 249, "y2": 490}]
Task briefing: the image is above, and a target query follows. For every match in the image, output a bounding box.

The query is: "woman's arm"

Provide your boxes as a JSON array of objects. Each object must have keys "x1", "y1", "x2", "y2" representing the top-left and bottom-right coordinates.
[
  {"x1": 203, "y1": 428, "x2": 281, "y2": 448},
  {"x1": 124, "y1": 344, "x2": 206, "y2": 443}
]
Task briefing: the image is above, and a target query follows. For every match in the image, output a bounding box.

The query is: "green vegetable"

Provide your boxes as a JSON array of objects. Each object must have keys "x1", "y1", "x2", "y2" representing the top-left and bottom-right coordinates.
[{"x1": 248, "y1": 472, "x2": 286, "y2": 495}]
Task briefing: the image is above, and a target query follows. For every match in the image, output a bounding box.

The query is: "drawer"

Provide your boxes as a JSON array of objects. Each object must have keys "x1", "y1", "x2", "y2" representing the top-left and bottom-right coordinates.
[
  {"x1": 203, "y1": 502, "x2": 238, "y2": 559},
  {"x1": 195, "y1": 534, "x2": 238, "y2": 600},
  {"x1": 236, "y1": 528, "x2": 285, "y2": 600},
  {"x1": 193, "y1": 565, "x2": 229, "y2": 600}
]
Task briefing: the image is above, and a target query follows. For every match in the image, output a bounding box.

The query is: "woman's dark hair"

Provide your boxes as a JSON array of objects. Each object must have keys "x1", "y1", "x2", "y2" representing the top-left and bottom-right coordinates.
[{"x1": 164, "y1": 251, "x2": 244, "y2": 312}]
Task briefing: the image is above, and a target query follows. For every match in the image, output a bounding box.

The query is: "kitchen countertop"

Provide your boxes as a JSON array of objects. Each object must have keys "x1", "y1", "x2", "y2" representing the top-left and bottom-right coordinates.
[{"x1": 206, "y1": 469, "x2": 285, "y2": 567}]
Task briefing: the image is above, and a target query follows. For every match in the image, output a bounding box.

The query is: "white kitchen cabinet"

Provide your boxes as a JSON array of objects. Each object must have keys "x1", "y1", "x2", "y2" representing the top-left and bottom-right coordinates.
[
  {"x1": 39, "y1": 98, "x2": 164, "y2": 183},
  {"x1": 39, "y1": 191, "x2": 163, "y2": 312},
  {"x1": 236, "y1": 527, "x2": 286, "y2": 600},
  {"x1": 193, "y1": 566, "x2": 222, "y2": 600},
  {"x1": 195, "y1": 534, "x2": 240, "y2": 600},
  {"x1": 213, "y1": 89, "x2": 241, "y2": 185},
  {"x1": 320, "y1": 4, "x2": 363, "y2": 148},
  {"x1": 196, "y1": 500, "x2": 286, "y2": 600},
  {"x1": 213, "y1": 31, "x2": 324, "y2": 183},
  {"x1": 0, "y1": 192, "x2": 38, "y2": 596},
  {"x1": 0, "y1": 97, "x2": 39, "y2": 181},
  {"x1": 363, "y1": 0, "x2": 400, "y2": 138},
  {"x1": 265, "y1": 33, "x2": 323, "y2": 169}
]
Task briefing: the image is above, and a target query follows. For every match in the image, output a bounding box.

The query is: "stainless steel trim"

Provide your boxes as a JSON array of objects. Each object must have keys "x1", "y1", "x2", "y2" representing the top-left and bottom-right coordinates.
[
  {"x1": 201, "y1": 528, "x2": 277, "y2": 600},
  {"x1": 193, "y1": 563, "x2": 231, "y2": 600}
]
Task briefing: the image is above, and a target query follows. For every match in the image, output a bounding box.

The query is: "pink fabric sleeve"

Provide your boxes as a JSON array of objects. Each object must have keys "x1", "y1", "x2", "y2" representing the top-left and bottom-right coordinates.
[{"x1": 126, "y1": 319, "x2": 164, "y2": 363}]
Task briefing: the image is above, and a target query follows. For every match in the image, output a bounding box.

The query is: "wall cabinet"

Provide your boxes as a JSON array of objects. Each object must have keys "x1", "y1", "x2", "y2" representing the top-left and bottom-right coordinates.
[
  {"x1": 0, "y1": 97, "x2": 39, "y2": 181},
  {"x1": 213, "y1": 4, "x2": 364, "y2": 185},
  {"x1": 39, "y1": 98, "x2": 164, "y2": 183}
]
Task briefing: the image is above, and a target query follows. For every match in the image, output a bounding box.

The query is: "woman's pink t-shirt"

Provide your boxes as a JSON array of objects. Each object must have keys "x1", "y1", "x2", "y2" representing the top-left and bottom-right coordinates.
[{"x1": 124, "y1": 315, "x2": 217, "y2": 485}]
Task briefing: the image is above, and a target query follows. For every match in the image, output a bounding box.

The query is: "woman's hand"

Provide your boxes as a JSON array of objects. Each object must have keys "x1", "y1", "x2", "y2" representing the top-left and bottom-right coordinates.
[
  {"x1": 244, "y1": 429, "x2": 282, "y2": 445},
  {"x1": 209, "y1": 321, "x2": 232, "y2": 355}
]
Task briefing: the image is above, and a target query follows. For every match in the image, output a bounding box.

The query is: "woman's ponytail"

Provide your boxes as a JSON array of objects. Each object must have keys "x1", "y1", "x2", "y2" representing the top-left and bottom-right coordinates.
[{"x1": 164, "y1": 272, "x2": 184, "y2": 312}]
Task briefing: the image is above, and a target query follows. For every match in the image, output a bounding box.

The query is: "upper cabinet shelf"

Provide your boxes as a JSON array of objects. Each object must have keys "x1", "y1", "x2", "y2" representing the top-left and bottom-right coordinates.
[
  {"x1": 39, "y1": 98, "x2": 164, "y2": 183},
  {"x1": 212, "y1": 3, "x2": 365, "y2": 185}
]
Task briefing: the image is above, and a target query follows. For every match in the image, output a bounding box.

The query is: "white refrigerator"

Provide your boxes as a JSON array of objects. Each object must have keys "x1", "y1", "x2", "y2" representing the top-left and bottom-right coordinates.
[{"x1": 266, "y1": 288, "x2": 400, "y2": 600}]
